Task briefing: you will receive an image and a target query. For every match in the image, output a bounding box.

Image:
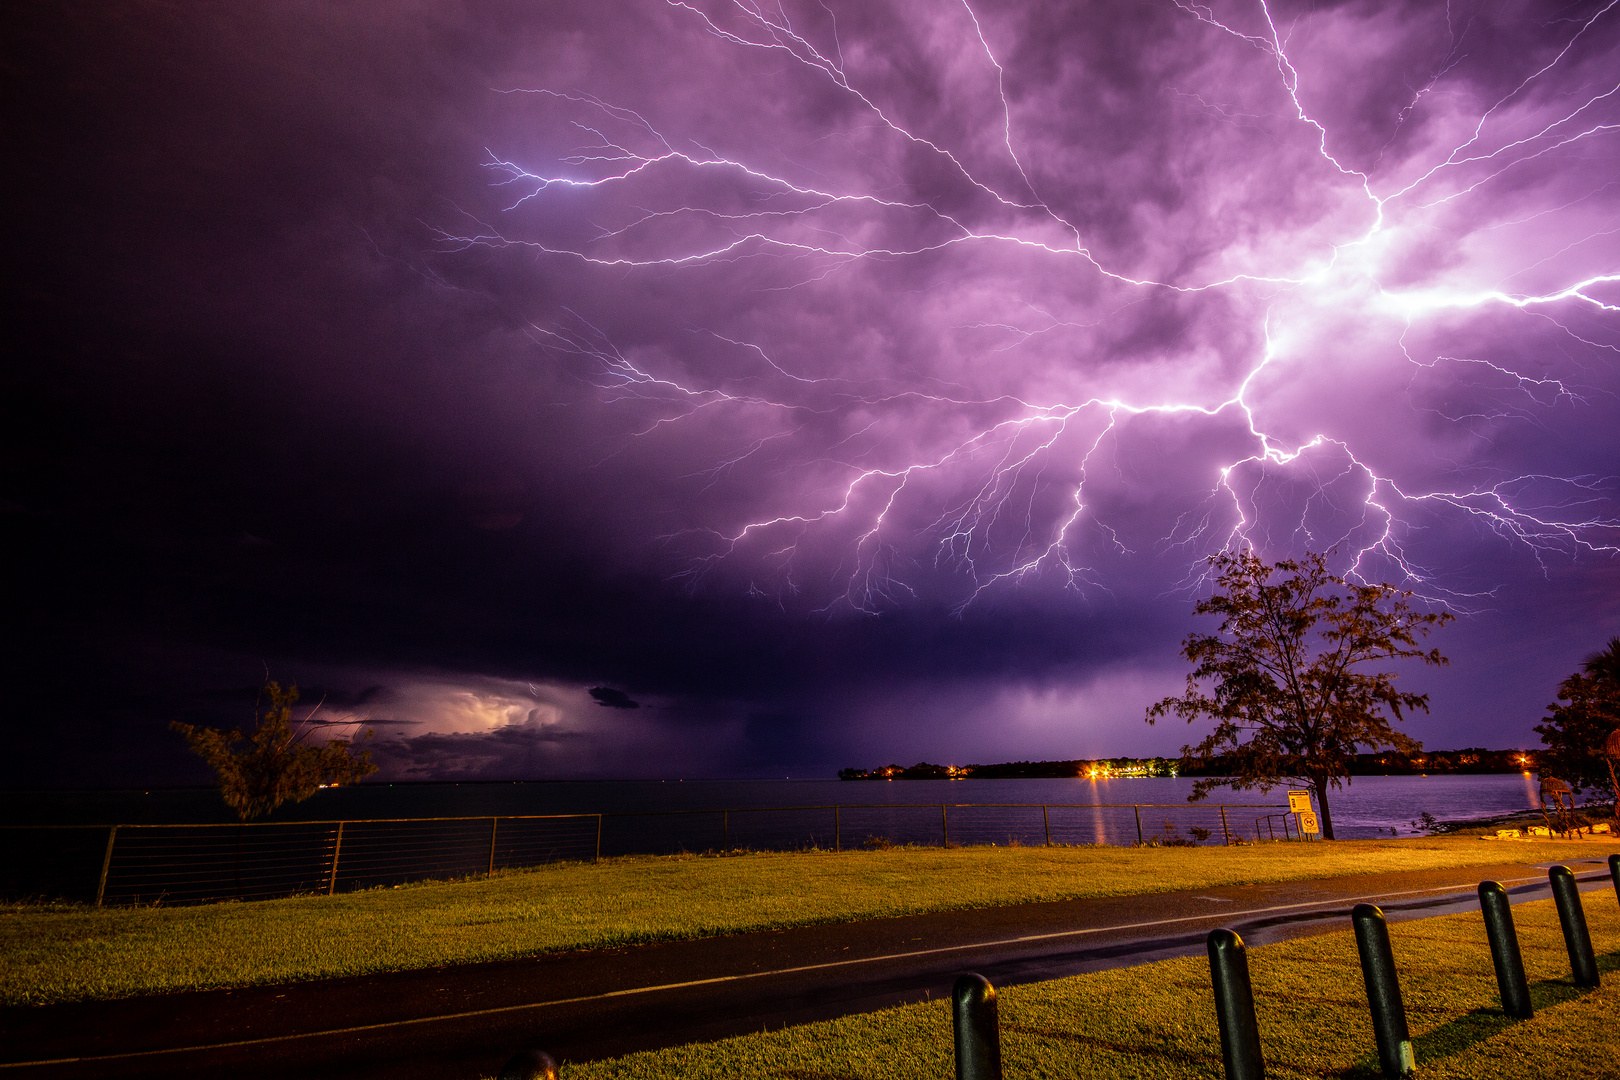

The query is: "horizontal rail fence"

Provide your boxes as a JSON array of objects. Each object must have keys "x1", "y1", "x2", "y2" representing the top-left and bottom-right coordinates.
[
  {"x1": 1, "y1": 802, "x2": 1286, "y2": 905},
  {"x1": 0, "y1": 814, "x2": 601, "y2": 906},
  {"x1": 104, "y1": 821, "x2": 339, "y2": 905},
  {"x1": 597, "y1": 802, "x2": 1288, "y2": 856}
]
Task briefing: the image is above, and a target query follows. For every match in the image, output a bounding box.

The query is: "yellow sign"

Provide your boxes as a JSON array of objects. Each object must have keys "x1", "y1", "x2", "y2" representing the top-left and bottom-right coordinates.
[
  {"x1": 1288, "y1": 790, "x2": 1312, "y2": 813},
  {"x1": 1297, "y1": 810, "x2": 1320, "y2": 835}
]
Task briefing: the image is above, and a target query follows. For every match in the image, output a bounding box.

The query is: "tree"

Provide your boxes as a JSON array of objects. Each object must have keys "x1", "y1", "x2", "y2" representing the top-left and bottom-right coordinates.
[
  {"x1": 1585, "y1": 637, "x2": 1620, "y2": 682},
  {"x1": 172, "y1": 681, "x2": 377, "y2": 821},
  {"x1": 1146, "y1": 551, "x2": 1451, "y2": 839},
  {"x1": 1534, "y1": 638, "x2": 1620, "y2": 809}
]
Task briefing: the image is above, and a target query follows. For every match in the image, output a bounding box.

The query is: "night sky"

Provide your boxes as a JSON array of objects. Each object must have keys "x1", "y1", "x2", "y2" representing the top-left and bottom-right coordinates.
[{"x1": 6, "y1": 0, "x2": 1618, "y2": 787}]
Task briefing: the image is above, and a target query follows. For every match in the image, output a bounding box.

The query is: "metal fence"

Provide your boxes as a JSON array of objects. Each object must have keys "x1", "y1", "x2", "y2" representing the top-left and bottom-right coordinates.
[{"x1": 0, "y1": 801, "x2": 1288, "y2": 906}]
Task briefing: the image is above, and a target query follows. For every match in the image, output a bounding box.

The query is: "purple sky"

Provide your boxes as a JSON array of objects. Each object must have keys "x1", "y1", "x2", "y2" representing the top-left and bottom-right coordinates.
[{"x1": 7, "y1": 0, "x2": 1619, "y2": 786}]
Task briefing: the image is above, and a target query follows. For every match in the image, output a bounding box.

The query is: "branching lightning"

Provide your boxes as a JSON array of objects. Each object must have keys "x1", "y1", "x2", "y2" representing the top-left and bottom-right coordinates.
[{"x1": 441, "y1": 0, "x2": 1620, "y2": 613}]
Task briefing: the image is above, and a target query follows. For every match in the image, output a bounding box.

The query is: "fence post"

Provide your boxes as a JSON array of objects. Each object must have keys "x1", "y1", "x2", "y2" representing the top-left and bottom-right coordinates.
[
  {"x1": 488, "y1": 817, "x2": 499, "y2": 876},
  {"x1": 942, "y1": 805, "x2": 949, "y2": 848},
  {"x1": 1207, "y1": 929, "x2": 1265, "y2": 1080},
  {"x1": 835, "y1": 806, "x2": 841, "y2": 852},
  {"x1": 328, "y1": 821, "x2": 345, "y2": 896},
  {"x1": 1351, "y1": 904, "x2": 1414, "y2": 1077},
  {"x1": 1134, "y1": 805, "x2": 1143, "y2": 846},
  {"x1": 1610, "y1": 853, "x2": 1619, "y2": 907},
  {"x1": 952, "y1": 974, "x2": 1001, "y2": 1080},
  {"x1": 1478, "y1": 881, "x2": 1532, "y2": 1018},
  {"x1": 94, "y1": 825, "x2": 119, "y2": 907},
  {"x1": 1220, "y1": 805, "x2": 1231, "y2": 845},
  {"x1": 1549, "y1": 865, "x2": 1599, "y2": 987},
  {"x1": 1042, "y1": 805, "x2": 1051, "y2": 846},
  {"x1": 595, "y1": 814, "x2": 603, "y2": 862}
]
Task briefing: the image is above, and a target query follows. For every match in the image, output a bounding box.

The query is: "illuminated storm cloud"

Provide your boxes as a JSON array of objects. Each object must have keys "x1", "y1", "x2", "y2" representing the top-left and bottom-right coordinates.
[{"x1": 443, "y1": 0, "x2": 1620, "y2": 613}]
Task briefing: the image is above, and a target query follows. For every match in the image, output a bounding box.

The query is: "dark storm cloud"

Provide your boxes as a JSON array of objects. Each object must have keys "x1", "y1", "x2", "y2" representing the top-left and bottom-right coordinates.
[{"x1": 5, "y1": 1, "x2": 1618, "y2": 786}]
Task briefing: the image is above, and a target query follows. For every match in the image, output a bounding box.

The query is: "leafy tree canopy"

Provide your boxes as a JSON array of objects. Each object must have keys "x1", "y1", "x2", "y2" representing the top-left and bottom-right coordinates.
[
  {"x1": 172, "y1": 682, "x2": 377, "y2": 821},
  {"x1": 1147, "y1": 550, "x2": 1451, "y2": 839},
  {"x1": 1534, "y1": 637, "x2": 1620, "y2": 804}
]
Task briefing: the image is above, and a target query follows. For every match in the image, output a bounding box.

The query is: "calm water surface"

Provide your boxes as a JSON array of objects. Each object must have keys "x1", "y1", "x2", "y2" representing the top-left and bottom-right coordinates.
[{"x1": 1, "y1": 773, "x2": 1546, "y2": 841}]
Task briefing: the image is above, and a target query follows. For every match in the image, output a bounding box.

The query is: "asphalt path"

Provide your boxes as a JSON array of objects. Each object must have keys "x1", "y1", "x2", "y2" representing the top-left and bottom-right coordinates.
[{"x1": 3, "y1": 856, "x2": 1616, "y2": 1079}]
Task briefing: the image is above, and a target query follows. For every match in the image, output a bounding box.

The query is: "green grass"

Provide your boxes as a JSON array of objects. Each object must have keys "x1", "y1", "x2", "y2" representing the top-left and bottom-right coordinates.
[
  {"x1": 0, "y1": 836, "x2": 1611, "y2": 1006},
  {"x1": 556, "y1": 892, "x2": 1620, "y2": 1079}
]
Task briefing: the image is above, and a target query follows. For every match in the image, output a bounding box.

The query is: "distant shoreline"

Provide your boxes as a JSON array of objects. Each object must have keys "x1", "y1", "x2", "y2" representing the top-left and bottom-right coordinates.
[{"x1": 840, "y1": 749, "x2": 1540, "y2": 782}]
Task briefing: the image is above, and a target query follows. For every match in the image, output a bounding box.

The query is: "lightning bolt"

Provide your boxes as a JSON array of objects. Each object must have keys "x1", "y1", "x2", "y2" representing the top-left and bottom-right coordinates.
[{"x1": 441, "y1": 0, "x2": 1620, "y2": 613}]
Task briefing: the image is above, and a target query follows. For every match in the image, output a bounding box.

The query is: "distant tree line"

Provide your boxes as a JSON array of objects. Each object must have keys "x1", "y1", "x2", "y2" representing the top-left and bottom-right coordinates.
[
  {"x1": 1178, "y1": 747, "x2": 1535, "y2": 777},
  {"x1": 1339, "y1": 748, "x2": 1536, "y2": 775},
  {"x1": 838, "y1": 758, "x2": 1178, "y2": 780},
  {"x1": 838, "y1": 750, "x2": 1535, "y2": 782}
]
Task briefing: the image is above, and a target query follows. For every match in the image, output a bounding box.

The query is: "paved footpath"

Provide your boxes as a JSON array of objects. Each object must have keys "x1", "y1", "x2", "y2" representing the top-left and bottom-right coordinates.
[{"x1": 3, "y1": 857, "x2": 1616, "y2": 1079}]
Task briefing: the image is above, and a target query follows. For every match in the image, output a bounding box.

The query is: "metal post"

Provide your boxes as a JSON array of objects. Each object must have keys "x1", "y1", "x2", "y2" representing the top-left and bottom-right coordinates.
[
  {"x1": 942, "y1": 805, "x2": 949, "y2": 848},
  {"x1": 1220, "y1": 805, "x2": 1231, "y2": 845},
  {"x1": 94, "y1": 825, "x2": 118, "y2": 907},
  {"x1": 835, "y1": 806, "x2": 840, "y2": 852},
  {"x1": 1042, "y1": 805, "x2": 1051, "y2": 846},
  {"x1": 1610, "y1": 853, "x2": 1619, "y2": 907},
  {"x1": 1207, "y1": 929, "x2": 1265, "y2": 1080},
  {"x1": 1134, "y1": 805, "x2": 1143, "y2": 846},
  {"x1": 1478, "y1": 881, "x2": 1533, "y2": 1018},
  {"x1": 595, "y1": 814, "x2": 602, "y2": 863},
  {"x1": 328, "y1": 821, "x2": 344, "y2": 896},
  {"x1": 1351, "y1": 904, "x2": 1415, "y2": 1077},
  {"x1": 952, "y1": 973, "x2": 1001, "y2": 1080},
  {"x1": 1549, "y1": 865, "x2": 1599, "y2": 987},
  {"x1": 488, "y1": 817, "x2": 499, "y2": 876}
]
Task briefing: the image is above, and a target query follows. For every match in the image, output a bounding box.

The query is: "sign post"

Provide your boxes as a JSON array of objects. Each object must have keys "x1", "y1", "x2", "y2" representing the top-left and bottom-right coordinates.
[{"x1": 1288, "y1": 790, "x2": 1320, "y2": 840}]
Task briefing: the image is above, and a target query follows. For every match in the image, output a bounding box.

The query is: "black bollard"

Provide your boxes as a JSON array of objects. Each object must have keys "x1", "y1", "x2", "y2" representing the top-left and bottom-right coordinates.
[
  {"x1": 1478, "y1": 881, "x2": 1533, "y2": 1019},
  {"x1": 1549, "y1": 865, "x2": 1600, "y2": 988},
  {"x1": 499, "y1": 1049, "x2": 558, "y2": 1080},
  {"x1": 1207, "y1": 928, "x2": 1265, "y2": 1080},
  {"x1": 1351, "y1": 904, "x2": 1415, "y2": 1078},
  {"x1": 1610, "y1": 853, "x2": 1619, "y2": 907},
  {"x1": 952, "y1": 973, "x2": 1002, "y2": 1080}
]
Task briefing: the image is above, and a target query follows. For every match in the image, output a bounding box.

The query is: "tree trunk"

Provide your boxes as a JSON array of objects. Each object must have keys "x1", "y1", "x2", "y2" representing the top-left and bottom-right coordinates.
[{"x1": 1312, "y1": 775, "x2": 1337, "y2": 840}]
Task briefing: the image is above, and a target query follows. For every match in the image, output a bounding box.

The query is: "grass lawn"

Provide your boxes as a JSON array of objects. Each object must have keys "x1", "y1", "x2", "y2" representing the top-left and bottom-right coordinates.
[
  {"x1": 1, "y1": 836, "x2": 1613, "y2": 1006},
  {"x1": 552, "y1": 892, "x2": 1620, "y2": 1079}
]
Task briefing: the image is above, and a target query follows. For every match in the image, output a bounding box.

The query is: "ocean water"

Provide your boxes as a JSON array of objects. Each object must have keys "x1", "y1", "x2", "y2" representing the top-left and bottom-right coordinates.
[{"x1": 0, "y1": 772, "x2": 1549, "y2": 841}]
